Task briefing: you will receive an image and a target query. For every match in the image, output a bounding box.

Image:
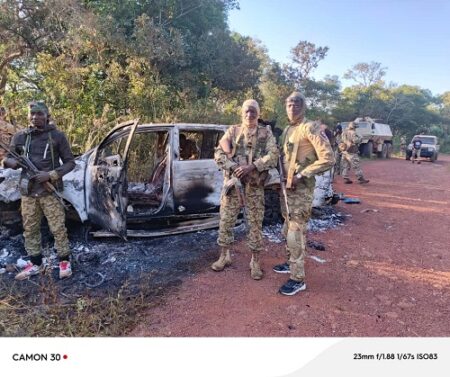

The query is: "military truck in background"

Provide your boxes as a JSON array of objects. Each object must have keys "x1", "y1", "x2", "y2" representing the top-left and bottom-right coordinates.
[{"x1": 340, "y1": 117, "x2": 393, "y2": 158}]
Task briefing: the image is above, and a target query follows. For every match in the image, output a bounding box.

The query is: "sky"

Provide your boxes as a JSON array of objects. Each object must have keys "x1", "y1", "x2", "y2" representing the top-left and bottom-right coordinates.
[{"x1": 228, "y1": 0, "x2": 450, "y2": 96}]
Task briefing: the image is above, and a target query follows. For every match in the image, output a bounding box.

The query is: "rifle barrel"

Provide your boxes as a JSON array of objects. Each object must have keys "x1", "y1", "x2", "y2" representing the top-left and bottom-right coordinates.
[
  {"x1": 0, "y1": 140, "x2": 68, "y2": 210},
  {"x1": 278, "y1": 156, "x2": 290, "y2": 220}
]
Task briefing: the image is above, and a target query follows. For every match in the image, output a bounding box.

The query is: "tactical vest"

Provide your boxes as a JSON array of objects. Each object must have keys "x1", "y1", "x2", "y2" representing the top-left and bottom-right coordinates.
[
  {"x1": 230, "y1": 124, "x2": 270, "y2": 185},
  {"x1": 280, "y1": 123, "x2": 319, "y2": 188}
]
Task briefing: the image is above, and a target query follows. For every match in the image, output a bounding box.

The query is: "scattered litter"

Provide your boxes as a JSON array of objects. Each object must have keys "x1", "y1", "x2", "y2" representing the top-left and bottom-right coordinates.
[
  {"x1": 343, "y1": 197, "x2": 361, "y2": 204},
  {"x1": 75, "y1": 245, "x2": 88, "y2": 252},
  {"x1": 16, "y1": 258, "x2": 28, "y2": 268},
  {"x1": 5, "y1": 264, "x2": 16, "y2": 272},
  {"x1": 101, "y1": 256, "x2": 117, "y2": 265},
  {"x1": 0, "y1": 267, "x2": 6, "y2": 274},
  {"x1": 262, "y1": 224, "x2": 284, "y2": 243},
  {"x1": 84, "y1": 272, "x2": 106, "y2": 288},
  {"x1": 309, "y1": 255, "x2": 326, "y2": 263},
  {"x1": 0, "y1": 248, "x2": 9, "y2": 258},
  {"x1": 307, "y1": 240, "x2": 326, "y2": 251},
  {"x1": 360, "y1": 208, "x2": 378, "y2": 213}
]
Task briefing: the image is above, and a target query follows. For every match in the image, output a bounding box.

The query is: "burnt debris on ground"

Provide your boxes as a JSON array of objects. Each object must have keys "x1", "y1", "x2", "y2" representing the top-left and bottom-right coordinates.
[{"x1": 0, "y1": 205, "x2": 345, "y2": 336}]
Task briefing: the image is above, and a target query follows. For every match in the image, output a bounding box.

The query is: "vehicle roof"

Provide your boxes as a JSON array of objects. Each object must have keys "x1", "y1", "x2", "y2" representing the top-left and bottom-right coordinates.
[
  {"x1": 412, "y1": 134, "x2": 437, "y2": 138},
  {"x1": 111, "y1": 120, "x2": 228, "y2": 133}
]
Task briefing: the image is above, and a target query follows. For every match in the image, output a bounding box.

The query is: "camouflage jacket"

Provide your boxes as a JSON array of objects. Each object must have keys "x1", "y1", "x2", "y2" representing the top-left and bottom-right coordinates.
[
  {"x1": 342, "y1": 128, "x2": 362, "y2": 153},
  {"x1": 280, "y1": 120, "x2": 335, "y2": 181},
  {"x1": 9, "y1": 123, "x2": 75, "y2": 197},
  {"x1": 215, "y1": 124, "x2": 279, "y2": 183},
  {"x1": 0, "y1": 120, "x2": 19, "y2": 158}
]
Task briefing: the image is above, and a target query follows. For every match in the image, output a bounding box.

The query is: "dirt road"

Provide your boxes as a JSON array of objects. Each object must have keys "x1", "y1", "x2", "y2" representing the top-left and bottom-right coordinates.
[{"x1": 132, "y1": 155, "x2": 450, "y2": 337}]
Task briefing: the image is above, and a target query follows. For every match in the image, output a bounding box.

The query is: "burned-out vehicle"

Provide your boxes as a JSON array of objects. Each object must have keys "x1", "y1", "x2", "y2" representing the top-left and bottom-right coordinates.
[
  {"x1": 0, "y1": 120, "x2": 335, "y2": 238},
  {"x1": 62, "y1": 120, "x2": 230, "y2": 238}
]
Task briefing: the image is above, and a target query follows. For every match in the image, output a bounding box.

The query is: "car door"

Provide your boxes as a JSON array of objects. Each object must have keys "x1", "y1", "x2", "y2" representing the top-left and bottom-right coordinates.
[
  {"x1": 172, "y1": 125, "x2": 225, "y2": 214},
  {"x1": 86, "y1": 119, "x2": 139, "y2": 238}
]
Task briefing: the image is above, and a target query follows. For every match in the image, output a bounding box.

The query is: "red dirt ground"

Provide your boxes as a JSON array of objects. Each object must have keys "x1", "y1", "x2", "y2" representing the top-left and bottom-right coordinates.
[{"x1": 131, "y1": 154, "x2": 450, "y2": 337}]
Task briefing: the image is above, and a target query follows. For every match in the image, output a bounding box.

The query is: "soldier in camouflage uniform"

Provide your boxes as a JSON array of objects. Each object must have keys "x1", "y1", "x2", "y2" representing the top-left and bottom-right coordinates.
[
  {"x1": 0, "y1": 106, "x2": 20, "y2": 160},
  {"x1": 273, "y1": 92, "x2": 335, "y2": 296},
  {"x1": 400, "y1": 136, "x2": 407, "y2": 157},
  {"x1": 212, "y1": 99, "x2": 279, "y2": 280},
  {"x1": 340, "y1": 122, "x2": 369, "y2": 184},
  {"x1": 333, "y1": 124, "x2": 343, "y2": 176},
  {"x1": 3, "y1": 101, "x2": 75, "y2": 280}
]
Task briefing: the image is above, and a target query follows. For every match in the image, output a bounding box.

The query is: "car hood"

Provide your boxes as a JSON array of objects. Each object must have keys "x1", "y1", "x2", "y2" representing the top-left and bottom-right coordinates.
[{"x1": 408, "y1": 143, "x2": 436, "y2": 149}]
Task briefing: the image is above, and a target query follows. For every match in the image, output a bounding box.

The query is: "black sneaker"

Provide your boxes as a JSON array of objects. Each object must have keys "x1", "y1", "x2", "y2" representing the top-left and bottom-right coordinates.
[
  {"x1": 272, "y1": 262, "x2": 290, "y2": 274},
  {"x1": 279, "y1": 279, "x2": 306, "y2": 296}
]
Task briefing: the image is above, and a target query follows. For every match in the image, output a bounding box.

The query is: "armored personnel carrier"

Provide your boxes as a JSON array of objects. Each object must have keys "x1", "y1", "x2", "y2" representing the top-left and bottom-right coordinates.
[{"x1": 340, "y1": 117, "x2": 393, "y2": 158}]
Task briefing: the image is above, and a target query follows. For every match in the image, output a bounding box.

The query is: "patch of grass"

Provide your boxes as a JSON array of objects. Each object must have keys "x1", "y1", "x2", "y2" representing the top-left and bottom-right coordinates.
[{"x1": 0, "y1": 275, "x2": 161, "y2": 337}]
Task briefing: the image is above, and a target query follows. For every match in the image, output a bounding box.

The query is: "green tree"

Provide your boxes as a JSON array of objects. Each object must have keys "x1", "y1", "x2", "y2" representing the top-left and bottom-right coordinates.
[
  {"x1": 344, "y1": 61, "x2": 387, "y2": 87},
  {"x1": 284, "y1": 40, "x2": 329, "y2": 86}
]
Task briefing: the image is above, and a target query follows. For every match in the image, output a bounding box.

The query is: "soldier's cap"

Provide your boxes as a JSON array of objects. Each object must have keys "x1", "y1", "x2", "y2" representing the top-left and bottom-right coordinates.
[
  {"x1": 242, "y1": 99, "x2": 260, "y2": 117},
  {"x1": 286, "y1": 91, "x2": 305, "y2": 105},
  {"x1": 28, "y1": 101, "x2": 49, "y2": 115}
]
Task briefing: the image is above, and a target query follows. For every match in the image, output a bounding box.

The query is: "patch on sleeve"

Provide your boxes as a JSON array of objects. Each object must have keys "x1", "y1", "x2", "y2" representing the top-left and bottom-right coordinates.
[{"x1": 320, "y1": 130, "x2": 329, "y2": 142}]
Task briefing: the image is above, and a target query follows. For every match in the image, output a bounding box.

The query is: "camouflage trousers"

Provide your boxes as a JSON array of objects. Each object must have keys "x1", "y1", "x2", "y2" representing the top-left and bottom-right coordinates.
[
  {"x1": 400, "y1": 145, "x2": 406, "y2": 156},
  {"x1": 341, "y1": 151, "x2": 364, "y2": 180},
  {"x1": 334, "y1": 150, "x2": 342, "y2": 176},
  {"x1": 21, "y1": 195, "x2": 70, "y2": 258},
  {"x1": 217, "y1": 184, "x2": 264, "y2": 252},
  {"x1": 280, "y1": 179, "x2": 315, "y2": 281},
  {"x1": 412, "y1": 148, "x2": 421, "y2": 161}
]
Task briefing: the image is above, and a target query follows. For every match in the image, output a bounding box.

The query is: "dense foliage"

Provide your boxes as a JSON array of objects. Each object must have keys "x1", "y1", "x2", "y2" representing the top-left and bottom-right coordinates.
[{"x1": 1, "y1": 0, "x2": 449, "y2": 153}]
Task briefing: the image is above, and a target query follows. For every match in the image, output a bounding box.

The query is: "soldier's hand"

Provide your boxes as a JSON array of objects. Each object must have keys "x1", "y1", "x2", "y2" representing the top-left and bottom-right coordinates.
[
  {"x1": 33, "y1": 171, "x2": 51, "y2": 183},
  {"x1": 234, "y1": 164, "x2": 256, "y2": 179},
  {"x1": 3, "y1": 157, "x2": 18, "y2": 169},
  {"x1": 289, "y1": 173, "x2": 302, "y2": 190}
]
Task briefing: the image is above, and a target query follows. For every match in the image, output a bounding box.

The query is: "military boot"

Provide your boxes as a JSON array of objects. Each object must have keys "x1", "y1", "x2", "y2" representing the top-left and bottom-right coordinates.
[
  {"x1": 344, "y1": 177, "x2": 353, "y2": 184},
  {"x1": 358, "y1": 177, "x2": 369, "y2": 184},
  {"x1": 249, "y1": 252, "x2": 263, "y2": 280},
  {"x1": 211, "y1": 248, "x2": 232, "y2": 271}
]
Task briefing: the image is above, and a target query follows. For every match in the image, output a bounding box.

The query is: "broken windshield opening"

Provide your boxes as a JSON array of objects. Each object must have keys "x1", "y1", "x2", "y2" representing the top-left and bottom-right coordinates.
[{"x1": 127, "y1": 130, "x2": 170, "y2": 215}]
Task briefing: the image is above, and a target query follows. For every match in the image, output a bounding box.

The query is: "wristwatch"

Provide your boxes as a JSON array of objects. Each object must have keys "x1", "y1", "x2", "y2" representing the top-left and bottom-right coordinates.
[{"x1": 295, "y1": 173, "x2": 302, "y2": 179}]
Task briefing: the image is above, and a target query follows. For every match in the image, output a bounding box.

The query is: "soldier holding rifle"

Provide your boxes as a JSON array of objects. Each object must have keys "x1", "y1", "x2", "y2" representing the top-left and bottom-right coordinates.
[
  {"x1": 2, "y1": 101, "x2": 75, "y2": 280},
  {"x1": 273, "y1": 92, "x2": 334, "y2": 296},
  {"x1": 212, "y1": 99, "x2": 279, "y2": 280}
]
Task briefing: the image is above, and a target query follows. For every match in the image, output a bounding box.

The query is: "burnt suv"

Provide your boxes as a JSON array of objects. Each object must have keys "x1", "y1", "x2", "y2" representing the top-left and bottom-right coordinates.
[{"x1": 0, "y1": 121, "x2": 283, "y2": 237}]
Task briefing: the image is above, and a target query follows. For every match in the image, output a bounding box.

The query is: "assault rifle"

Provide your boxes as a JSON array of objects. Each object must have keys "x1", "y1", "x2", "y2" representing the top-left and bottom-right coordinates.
[
  {"x1": 278, "y1": 155, "x2": 290, "y2": 220},
  {"x1": 223, "y1": 176, "x2": 246, "y2": 207},
  {"x1": 0, "y1": 140, "x2": 68, "y2": 209}
]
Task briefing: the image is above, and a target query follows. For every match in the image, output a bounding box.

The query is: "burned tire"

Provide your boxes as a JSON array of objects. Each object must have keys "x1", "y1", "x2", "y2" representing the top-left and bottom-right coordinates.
[
  {"x1": 430, "y1": 152, "x2": 437, "y2": 162},
  {"x1": 263, "y1": 190, "x2": 282, "y2": 225},
  {"x1": 386, "y1": 143, "x2": 393, "y2": 158},
  {"x1": 379, "y1": 143, "x2": 388, "y2": 159},
  {"x1": 360, "y1": 142, "x2": 372, "y2": 158}
]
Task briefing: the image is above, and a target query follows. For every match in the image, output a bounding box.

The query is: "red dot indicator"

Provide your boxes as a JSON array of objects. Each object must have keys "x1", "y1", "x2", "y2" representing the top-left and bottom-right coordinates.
[{"x1": 63, "y1": 355, "x2": 68, "y2": 360}]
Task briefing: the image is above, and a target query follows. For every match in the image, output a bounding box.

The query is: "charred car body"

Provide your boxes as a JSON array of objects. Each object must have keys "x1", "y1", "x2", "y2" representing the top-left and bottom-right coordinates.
[{"x1": 0, "y1": 121, "x2": 336, "y2": 237}]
